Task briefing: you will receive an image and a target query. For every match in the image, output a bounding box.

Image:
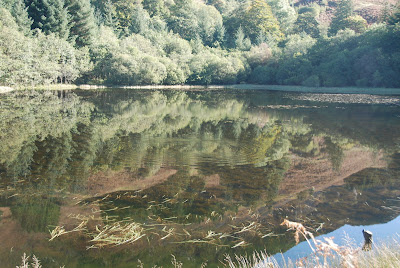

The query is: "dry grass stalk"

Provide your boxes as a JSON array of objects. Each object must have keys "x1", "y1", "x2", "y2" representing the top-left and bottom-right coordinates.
[
  {"x1": 280, "y1": 219, "x2": 316, "y2": 252},
  {"x1": 225, "y1": 251, "x2": 280, "y2": 268},
  {"x1": 281, "y1": 219, "x2": 360, "y2": 268},
  {"x1": 171, "y1": 254, "x2": 183, "y2": 268},
  {"x1": 49, "y1": 226, "x2": 68, "y2": 241},
  {"x1": 49, "y1": 221, "x2": 88, "y2": 241},
  {"x1": 89, "y1": 222, "x2": 145, "y2": 247},
  {"x1": 16, "y1": 253, "x2": 42, "y2": 268}
]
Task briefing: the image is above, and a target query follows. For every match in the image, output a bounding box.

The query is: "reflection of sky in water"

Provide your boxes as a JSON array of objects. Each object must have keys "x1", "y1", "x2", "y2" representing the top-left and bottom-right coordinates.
[{"x1": 276, "y1": 215, "x2": 400, "y2": 263}]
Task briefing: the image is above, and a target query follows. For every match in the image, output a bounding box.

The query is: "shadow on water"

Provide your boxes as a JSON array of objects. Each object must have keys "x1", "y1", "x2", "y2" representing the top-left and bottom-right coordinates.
[{"x1": 0, "y1": 89, "x2": 400, "y2": 267}]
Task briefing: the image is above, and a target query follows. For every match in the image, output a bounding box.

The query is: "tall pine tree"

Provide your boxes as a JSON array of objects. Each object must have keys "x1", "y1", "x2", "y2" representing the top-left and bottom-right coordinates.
[
  {"x1": 8, "y1": 0, "x2": 32, "y2": 35},
  {"x1": 328, "y1": 0, "x2": 354, "y2": 35},
  {"x1": 66, "y1": 0, "x2": 96, "y2": 47},
  {"x1": 103, "y1": 0, "x2": 117, "y2": 28},
  {"x1": 25, "y1": 0, "x2": 70, "y2": 39}
]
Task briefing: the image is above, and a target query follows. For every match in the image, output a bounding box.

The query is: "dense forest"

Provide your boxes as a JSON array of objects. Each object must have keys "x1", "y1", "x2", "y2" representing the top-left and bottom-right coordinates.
[{"x1": 0, "y1": 0, "x2": 399, "y2": 87}]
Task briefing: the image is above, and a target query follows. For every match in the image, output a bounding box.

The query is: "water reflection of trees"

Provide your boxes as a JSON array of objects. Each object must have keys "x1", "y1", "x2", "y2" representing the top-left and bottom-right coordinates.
[
  {"x1": 0, "y1": 91, "x2": 93, "y2": 179},
  {"x1": 1, "y1": 90, "x2": 400, "y2": 266},
  {"x1": 0, "y1": 90, "x2": 292, "y2": 186},
  {"x1": 1, "y1": 90, "x2": 398, "y2": 216}
]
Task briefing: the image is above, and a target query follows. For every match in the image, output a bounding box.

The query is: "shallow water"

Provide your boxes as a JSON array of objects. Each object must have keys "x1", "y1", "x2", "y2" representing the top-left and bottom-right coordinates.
[{"x1": 0, "y1": 88, "x2": 400, "y2": 267}]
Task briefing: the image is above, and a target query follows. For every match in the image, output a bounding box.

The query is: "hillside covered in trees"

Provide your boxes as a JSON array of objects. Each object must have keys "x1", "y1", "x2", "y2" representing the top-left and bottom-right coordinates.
[{"x1": 0, "y1": 0, "x2": 400, "y2": 88}]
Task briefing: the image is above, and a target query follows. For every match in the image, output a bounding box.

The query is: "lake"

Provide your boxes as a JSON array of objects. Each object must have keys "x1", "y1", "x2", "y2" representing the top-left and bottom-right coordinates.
[{"x1": 1, "y1": 88, "x2": 400, "y2": 267}]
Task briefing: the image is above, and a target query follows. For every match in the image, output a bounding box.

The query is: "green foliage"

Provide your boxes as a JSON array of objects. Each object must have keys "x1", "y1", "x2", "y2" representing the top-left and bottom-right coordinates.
[
  {"x1": 235, "y1": 26, "x2": 251, "y2": 51},
  {"x1": 388, "y1": 4, "x2": 400, "y2": 25},
  {"x1": 276, "y1": 57, "x2": 312, "y2": 85},
  {"x1": 167, "y1": 0, "x2": 199, "y2": 41},
  {"x1": 142, "y1": 0, "x2": 170, "y2": 17},
  {"x1": 344, "y1": 15, "x2": 368, "y2": 33},
  {"x1": 10, "y1": 0, "x2": 32, "y2": 35},
  {"x1": 99, "y1": 0, "x2": 118, "y2": 28},
  {"x1": 25, "y1": 0, "x2": 70, "y2": 39},
  {"x1": 111, "y1": 0, "x2": 137, "y2": 33},
  {"x1": 243, "y1": 0, "x2": 285, "y2": 43},
  {"x1": 0, "y1": 0, "x2": 398, "y2": 88},
  {"x1": 302, "y1": 74, "x2": 320, "y2": 87},
  {"x1": 167, "y1": 0, "x2": 224, "y2": 46},
  {"x1": 283, "y1": 34, "x2": 316, "y2": 57},
  {"x1": 294, "y1": 11, "x2": 320, "y2": 38},
  {"x1": 328, "y1": 0, "x2": 354, "y2": 36},
  {"x1": 66, "y1": 0, "x2": 97, "y2": 47},
  {"x1": 0, "y1": 11, "x2": 92, "y2": 87},
  {"x1": 245, "y1": 43, "x2": 272, "y2": 68},
  {"x1": 188, "y1": 51, "x2": 247, "y2": 85},
  {"x1": 129, "y1": 3, "x2": 151, "y2": 34},
  {"x1": 249, "y1": 64, "x2": 277, "y2": 84},
  {"x1": 298, "y1": 5, "x2": 320, "y2": 17},
  {"x1": 266, "y1": 0, "x2": 297, "y2": 33}
]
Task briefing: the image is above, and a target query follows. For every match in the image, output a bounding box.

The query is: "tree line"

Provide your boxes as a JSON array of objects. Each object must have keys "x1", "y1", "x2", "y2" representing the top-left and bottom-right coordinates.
[{"x1": 0, "y1": 0, "x2": 399, "y2": 87}]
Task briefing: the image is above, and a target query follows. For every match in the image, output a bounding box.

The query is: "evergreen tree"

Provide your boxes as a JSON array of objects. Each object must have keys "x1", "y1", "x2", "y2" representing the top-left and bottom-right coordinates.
[
  {"x1": 213, "y1": 23, "x2": 225, "y2": 47},
  {"x1": 103, "y1": 0, "x2": 117, "y2": 28},
  {"x1": 112, "y1": 0, "x2": 137, "y2": 32},
  {"x1": 235, "y1": 25, "x2": 251, "y2": 50},
  {"x1": 142, "y1": 0, "x2": 169, "y2": 17},
  {"x1": 10, "y1": 0, "x2": 32, "y2": 35},
  {"x1": 329, "y1": 0, "x2": 354, "y2": 36},
  {"x1": 388, "y1": 4, "x2": 400, "y2": 25},
  {"x1": 266, "y1": 0, "x2": 297, "y2": 34},
  {"x1": 0, "y1": 0, "x2": 11, "y2": 9},
  {"x1": 66, "y1": 0, "x2": 96, "y2": 47},
  {"x1": 129, "y1": 3, "x2": 150, "y2": 34},
  {"x1": 25, "y1": 0, "x2": 70, "y2": 39},
  {"x1": 380, "y1": 1, "x2": 394, "y2": 23},
  {"x1": 294, "y1": 12, "x2": 320, "y2": 38}
]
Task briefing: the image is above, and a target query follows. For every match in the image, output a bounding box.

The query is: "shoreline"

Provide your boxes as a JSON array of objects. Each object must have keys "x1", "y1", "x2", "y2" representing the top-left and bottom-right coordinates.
[{"x1": 2, "y1": 84, "x2": 400, "y2": 95}]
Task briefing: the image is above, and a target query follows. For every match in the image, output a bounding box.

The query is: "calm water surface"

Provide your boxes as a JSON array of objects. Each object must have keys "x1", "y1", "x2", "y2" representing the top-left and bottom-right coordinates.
[{"x1": 1, "y1": 88, "x2": 400, "y2": 267}]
